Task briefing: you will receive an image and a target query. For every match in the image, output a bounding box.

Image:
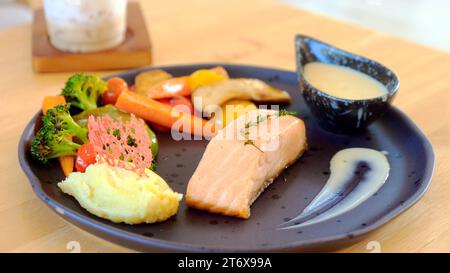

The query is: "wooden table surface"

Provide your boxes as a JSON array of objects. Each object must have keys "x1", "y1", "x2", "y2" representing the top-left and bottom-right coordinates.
[{"x1": 1, "y1": 0, "x2": 449, "y2": 253}]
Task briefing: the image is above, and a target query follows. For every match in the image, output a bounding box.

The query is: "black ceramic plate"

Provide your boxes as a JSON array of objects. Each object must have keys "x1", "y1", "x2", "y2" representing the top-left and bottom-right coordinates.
[{"x1": 19, "y1": 64, "x2": 434, "y2": 252}]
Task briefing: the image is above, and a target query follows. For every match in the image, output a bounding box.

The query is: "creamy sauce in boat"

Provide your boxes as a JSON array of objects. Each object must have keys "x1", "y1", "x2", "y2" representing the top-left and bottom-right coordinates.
[
  {"x1": 280, "y1": 148, "x2": 389, "y2": 229},
  {"x1": 304, "y1": 62, "x2": 388, "y2": 100}
]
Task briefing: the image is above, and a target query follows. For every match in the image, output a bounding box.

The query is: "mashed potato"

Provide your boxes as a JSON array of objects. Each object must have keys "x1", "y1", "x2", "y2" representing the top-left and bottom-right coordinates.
[{"x1": 58, "y1": 163, "x2": 182, "y2": 224}]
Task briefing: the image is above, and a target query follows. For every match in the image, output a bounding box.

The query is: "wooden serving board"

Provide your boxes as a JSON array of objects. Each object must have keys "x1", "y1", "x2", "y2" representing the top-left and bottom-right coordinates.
[{"x1": 32, "y1": 2, "x2": 152, "y2": 73}]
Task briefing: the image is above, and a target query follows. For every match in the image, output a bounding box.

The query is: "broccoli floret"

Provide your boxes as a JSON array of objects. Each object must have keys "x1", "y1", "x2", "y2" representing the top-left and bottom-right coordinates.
[
  {"x1": 62, "y1": 74, "x2": 107, "y2": 111},
  {"x1": 31, "y1": 130, "x2": 81, "y2": 164},
  {"x1": 42, "y1": 104, "x2": 88, "y2": 143},
  {"x1": 31, "y1": 104, "x2": 89, "y2": 164}
]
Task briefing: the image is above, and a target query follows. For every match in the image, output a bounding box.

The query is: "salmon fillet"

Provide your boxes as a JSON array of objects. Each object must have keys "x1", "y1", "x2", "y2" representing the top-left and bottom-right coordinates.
[{"x1": 186, "y1": 110, "x2": 307, "y2": 218}]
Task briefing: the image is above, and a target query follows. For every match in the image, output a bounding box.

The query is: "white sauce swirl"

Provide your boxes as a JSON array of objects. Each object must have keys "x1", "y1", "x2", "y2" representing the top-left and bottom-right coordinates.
[{"x1": 280, "y1": 148, "x2": 390, "y2": 230}]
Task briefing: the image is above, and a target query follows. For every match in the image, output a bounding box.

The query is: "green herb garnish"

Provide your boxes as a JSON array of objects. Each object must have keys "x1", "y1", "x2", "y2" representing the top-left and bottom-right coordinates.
[
  {"x1": 277, "y1": 110, "x2": 298, "y2": 117},
  {"x1": 241, "y1": 110, "x2": 297, "y2": 152},
  {"x1": 244, "y1": 139, "x2": 263, "y2": 152}
]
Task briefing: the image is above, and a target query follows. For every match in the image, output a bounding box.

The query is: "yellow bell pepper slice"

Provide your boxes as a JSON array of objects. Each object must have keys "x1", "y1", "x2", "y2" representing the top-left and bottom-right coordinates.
[
  {"x1": 189, "y1": 69, "x2": 227, "y2": 90},
  {"x1": 216, "y1": 100, "x2": 258, "y2": 127}
]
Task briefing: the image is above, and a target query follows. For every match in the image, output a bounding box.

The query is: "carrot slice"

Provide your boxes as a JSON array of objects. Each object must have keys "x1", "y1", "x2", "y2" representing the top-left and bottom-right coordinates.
[
  {"x1": 140, "y1": 67, "x2": 228, "y2": 99},
  {"x1": 116, "y1": 90, "x2": 216, "y2": 137},
  {"x1": 59, "y1": 154, "x2": 75, "y2": 177},
  {"x1": 42, "y1": 96, "x2": 66, "y2": 114},
  {"x1": 145, "y1": 76, "x2": 191, "y2": 99},
  {"x1": 42, "y1": 95, "x2": 74, "y2": 176}
]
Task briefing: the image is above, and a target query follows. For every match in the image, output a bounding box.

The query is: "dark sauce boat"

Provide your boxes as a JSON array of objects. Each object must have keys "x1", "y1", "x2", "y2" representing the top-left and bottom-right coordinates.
[{"x1": 295, "y1": 34, "x2": 400, "y2": 134}]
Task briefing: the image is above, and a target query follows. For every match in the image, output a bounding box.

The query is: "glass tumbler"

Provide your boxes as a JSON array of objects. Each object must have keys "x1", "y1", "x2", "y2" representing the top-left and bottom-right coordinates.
[{"x1": 43, "y1": 0, "x2": 128, "y2": 53}]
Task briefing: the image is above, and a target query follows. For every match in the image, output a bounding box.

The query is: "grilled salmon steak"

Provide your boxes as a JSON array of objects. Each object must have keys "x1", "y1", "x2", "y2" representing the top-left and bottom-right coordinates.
[{"x1": 186, "y1": 110, "x2": 307, "y2": 218}]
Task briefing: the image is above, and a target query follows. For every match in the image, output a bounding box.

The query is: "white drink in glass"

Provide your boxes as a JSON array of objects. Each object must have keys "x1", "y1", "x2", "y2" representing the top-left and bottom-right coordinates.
[{"x1": 43, "y1": 0, "x2": 128, "y2": 53}]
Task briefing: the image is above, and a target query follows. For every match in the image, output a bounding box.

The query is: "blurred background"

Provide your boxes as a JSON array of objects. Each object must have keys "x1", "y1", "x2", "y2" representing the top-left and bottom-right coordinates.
[
  {"x1": 283, "y1": 0, "x2": 450, "y2": 52},
  {"x1": 1, "y1": 0, "x2": 449, "y2": 52}
]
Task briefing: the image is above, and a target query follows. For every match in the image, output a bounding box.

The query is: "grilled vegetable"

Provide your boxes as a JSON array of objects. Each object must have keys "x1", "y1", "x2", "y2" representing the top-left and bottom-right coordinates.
[
  {"x1": 41, "y1": 96, "x2": 74, "y2": 176},
  {"x1": 192, "y1": 79, "x2": 291, "y2": 115},
  {"x1": 215, "y1": 100, "x2": 257, "y2": 127},
  {"x1": 188, "y1": 68, "x2": 228, "y2": 90},
  {"x1": 31, "y1": 128, "x2": 81, "y2": 164},
  {"x1": 73, "y1": 105, "x2": 159, "y2": 156},
  {"x1": 116, "y1": 90, "x2": 216, "y2": 137},
  {"x1": 62, "y1": 74, "x2": 107, "y2": 111},
  {"x1": 102, "y1": 77, "x2": 128, "y2": 105},
  {"x1": 31, "y1": 104, "x2": 88, "y2": 165},
  {"x1": 42, "y1": 104, "x2": 88, "y2": 143},
  {"x1": 134, "y1": 70, "x2": 173, "y2": 96}
]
